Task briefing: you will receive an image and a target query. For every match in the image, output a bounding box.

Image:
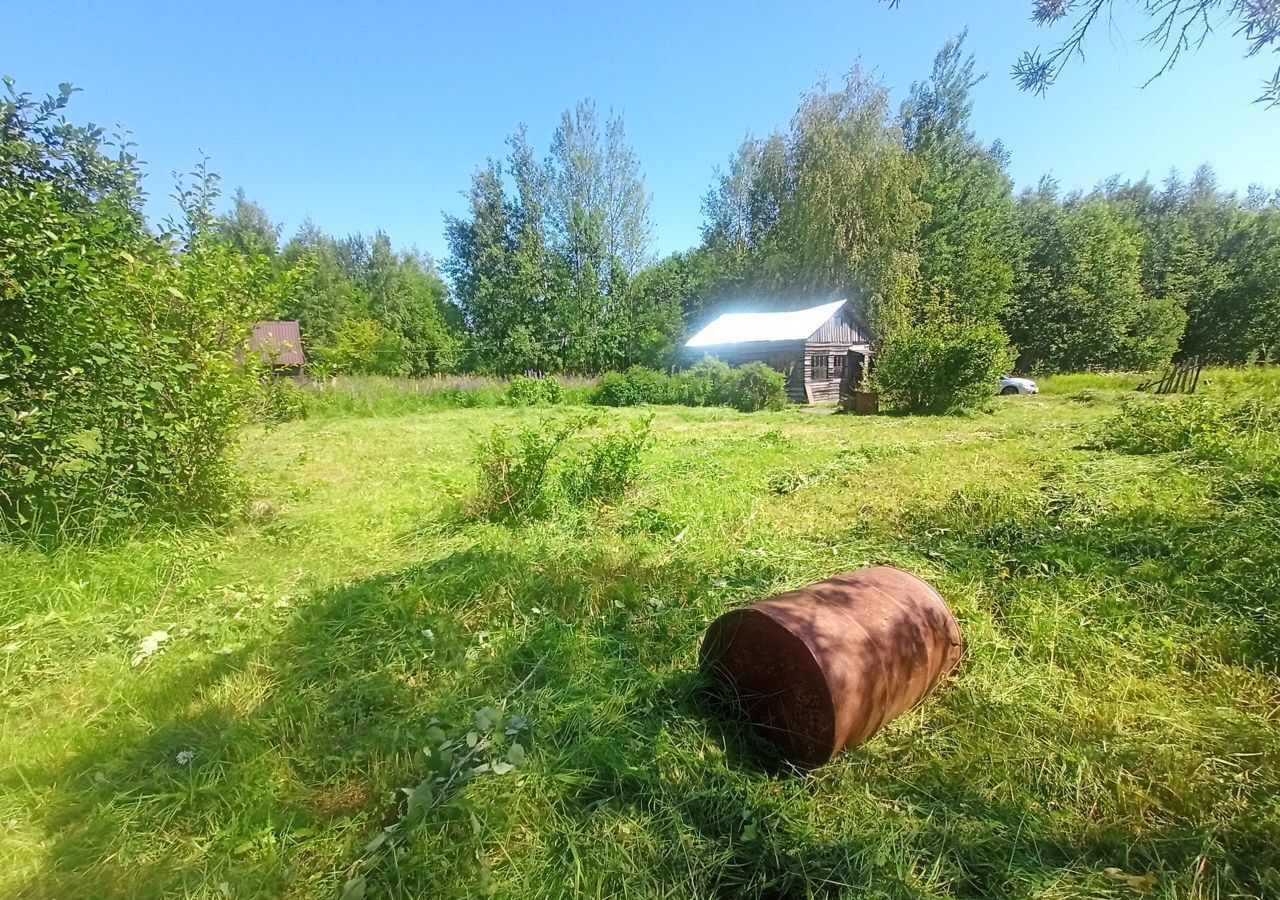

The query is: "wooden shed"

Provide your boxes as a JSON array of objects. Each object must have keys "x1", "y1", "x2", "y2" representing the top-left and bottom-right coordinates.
[
  {"x1": 684, "y1": 299, "x2": 872, "y2": 403},
  {"x1": 248, "y1": 320, "x2": 306, "y2": 382}
]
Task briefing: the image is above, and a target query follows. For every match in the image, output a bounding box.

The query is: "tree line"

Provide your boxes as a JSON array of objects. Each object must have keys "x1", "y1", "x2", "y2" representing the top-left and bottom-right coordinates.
[
  {"x1": 218, "y1": 35, "x2": 1277, "y2": 377},
  {"x1": 5, "y1": 37, "x2": 1278, "y2": 533}
]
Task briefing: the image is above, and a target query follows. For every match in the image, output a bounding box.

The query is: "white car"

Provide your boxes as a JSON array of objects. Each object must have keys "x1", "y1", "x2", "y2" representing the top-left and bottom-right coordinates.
[{"x1": 999, "y1": 376, "x2": 1039, "y2": 396}]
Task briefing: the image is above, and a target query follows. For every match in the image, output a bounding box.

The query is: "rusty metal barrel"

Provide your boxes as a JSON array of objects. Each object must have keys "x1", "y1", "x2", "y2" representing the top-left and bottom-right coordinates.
[{"x1": 700, "y1": 566, "x2": 962, "y2": 767}]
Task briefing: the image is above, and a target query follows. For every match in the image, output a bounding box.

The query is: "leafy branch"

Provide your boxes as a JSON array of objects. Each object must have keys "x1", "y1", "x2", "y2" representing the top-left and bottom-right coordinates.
[{"x1": 883, "y1": 0, "x2": 1280, "y2": 106}]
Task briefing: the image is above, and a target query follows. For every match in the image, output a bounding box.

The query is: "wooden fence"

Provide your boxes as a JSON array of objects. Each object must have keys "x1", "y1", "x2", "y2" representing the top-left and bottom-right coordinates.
[{"x1": 1139, "y1": 358, "x2": 1203, "y2": 395}]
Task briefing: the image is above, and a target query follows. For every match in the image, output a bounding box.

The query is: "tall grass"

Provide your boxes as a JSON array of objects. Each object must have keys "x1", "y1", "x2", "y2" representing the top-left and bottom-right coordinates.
[
  {"x1": 1196, "y1": 364, "x2": 1280, "y2": 402},
  {"x1": 1038, "y1": 364, "x2": 1280, "y2": 402},
  {"x1": 1036, "y1": 371, "x2": 1147, "y2": 394},
  {"x1": 302, "y1": 374, "x2": 599, "y2": 418}
]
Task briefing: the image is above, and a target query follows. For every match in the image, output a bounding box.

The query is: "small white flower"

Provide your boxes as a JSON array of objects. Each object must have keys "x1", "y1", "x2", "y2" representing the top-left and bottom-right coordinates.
[
  {"x1": 420, "y1": 628, "x2": 434, "y2": 640},
  {"x1": 176, "y1": 750, "x2": 196, "y2": 765}
]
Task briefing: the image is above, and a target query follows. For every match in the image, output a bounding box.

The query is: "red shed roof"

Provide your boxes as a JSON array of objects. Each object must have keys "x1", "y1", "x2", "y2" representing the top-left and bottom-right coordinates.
[{"x1": 249, "y1": 321, "x2": 305, "y2": 367}]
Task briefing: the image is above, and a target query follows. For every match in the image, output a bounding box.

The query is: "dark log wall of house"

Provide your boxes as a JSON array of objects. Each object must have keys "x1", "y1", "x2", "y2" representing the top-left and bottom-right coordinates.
[
  {"x1": 801, "y1": 307, "x2": 872, "y2": 401},
  {"x1": 804, "y1": 342, "x2": 871, "y2": 401}
]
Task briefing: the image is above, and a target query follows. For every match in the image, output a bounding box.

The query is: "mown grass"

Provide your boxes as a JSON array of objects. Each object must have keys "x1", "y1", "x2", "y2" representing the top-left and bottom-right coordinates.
[{"x1": 2, "y1": 372, "x2": 1278, "y2": 898}]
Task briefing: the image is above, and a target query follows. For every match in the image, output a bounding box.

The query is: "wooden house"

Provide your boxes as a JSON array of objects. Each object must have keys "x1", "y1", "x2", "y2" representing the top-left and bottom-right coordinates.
[
  {"x1": 248, "y1": 320, "x2": 306, "y2": 382},
  {"x1": 683, "y1": 299, "x2": 872, "y2": 403}
]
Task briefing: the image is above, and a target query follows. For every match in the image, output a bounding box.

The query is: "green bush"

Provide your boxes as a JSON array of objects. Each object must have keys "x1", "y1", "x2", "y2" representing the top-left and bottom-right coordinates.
[
  {"x1": 471, "y1": 414, "x2": 653, "y2": 522},
  {"x1": 505, "y1": 375, "x2": 565, "y2": 406},
  {"x1": 594, "y1": 366, "x2": 677, "y2": 407},
  {"x1": 593, "y1": 358, "x2": 786, "y2": 412},
  {"x1": 0, "y1": 83, "x2": 269, "y2": 535},
  {"x1": 676, "y1": 357, "x2": 732, "y2": 407},
  {"x1": 594, "y1": 372, "x2": 632, "y2": 406},
  {"x1": 871, "y1": 320, "x2": 1016, "y2": 413},
  {"x1": 723, "y1": 361, "x2": 787, "y2": 412},
  {"x1": 252, "y1": 377, "x2": 308, "y2": 423}
]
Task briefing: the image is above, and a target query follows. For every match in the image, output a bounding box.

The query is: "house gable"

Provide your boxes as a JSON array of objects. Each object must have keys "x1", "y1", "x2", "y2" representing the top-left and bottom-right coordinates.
[{"x1": 804, "y1": 301, "x2": 872, "y2": 346}]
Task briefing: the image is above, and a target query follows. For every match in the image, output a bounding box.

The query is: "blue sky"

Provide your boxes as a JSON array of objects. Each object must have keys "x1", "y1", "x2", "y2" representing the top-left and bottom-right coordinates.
[{"x1": 4, "y1": 0, "x2": 1277, "y2": 264}]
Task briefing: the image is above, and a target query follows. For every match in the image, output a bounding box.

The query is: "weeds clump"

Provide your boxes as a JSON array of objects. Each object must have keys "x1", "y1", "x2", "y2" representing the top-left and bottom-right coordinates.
[
  {"x1": 471, "y1": 414, "x2": 653, "y2": 522},
  {"x1": 1100, "y1": 395, "x2": 1280, "y2": 456},
  {"x1": 251, "y1": 378, "x2": 308, "y2": 423},
  {"x1": 561, "y1": 417, "x2": 654, "y2": 505},
  {"x1": 767, "y1": 457, "x2": 866, "y2": 495},
  {"x1": 757, "y1": 428, "x2": 791, "y2": 447},
  {"x1": 504, "y1": 375, "x2": 565, "y2": 406}
]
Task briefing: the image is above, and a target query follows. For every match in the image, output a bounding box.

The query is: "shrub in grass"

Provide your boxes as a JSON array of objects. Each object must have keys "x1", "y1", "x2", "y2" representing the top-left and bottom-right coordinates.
[
  {"x1": 505, "y1": 374, "x2": 565, "y2": 406},
  {"x1": 252, "y1": 378, "x2": 308, "y2": 423},
  {"x1": 595, "y1": 366, "x2": 677, "y2": 406},
  {"x1": 472, "y1": 414, "x2": 653, "y2": 522},
  {"x1": 1, "y1": 84, "x2": 270, "y2": 535},
  {"x1": 594, "y1": 358, "x2": 786, "y2": 412},
  {"x1": 722, "y1": 361, "x2": 787, "y2": 412},
  {"x1": 561, "y1": 416, "x2": 654, "y2": 505},
  {"x1": 473, "y1": 418, "x2": 583, "y2": 521},
  {"x1": 872, "y1": 320, "x2": 1016, "y2": 413},
  {"x1": 594, "y1": 371, "x2": 633, "y2": 406}
]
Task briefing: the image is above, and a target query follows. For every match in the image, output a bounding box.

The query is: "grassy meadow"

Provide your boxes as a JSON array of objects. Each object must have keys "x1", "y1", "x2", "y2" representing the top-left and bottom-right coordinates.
[{"x1": 2, "y1": 373, "x2": 1278, "y2": 899}]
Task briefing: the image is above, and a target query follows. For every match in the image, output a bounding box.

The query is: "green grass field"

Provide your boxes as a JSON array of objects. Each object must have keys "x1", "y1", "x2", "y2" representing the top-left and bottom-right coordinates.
[{"x1": 3, "y1": 375, "x2": 1278, "y2": 899}]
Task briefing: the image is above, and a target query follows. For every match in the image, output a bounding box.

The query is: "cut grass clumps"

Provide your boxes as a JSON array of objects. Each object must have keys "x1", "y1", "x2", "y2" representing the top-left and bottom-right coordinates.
[
  {"x1": 1100, "y1": 393, "x2": 1280, "y2": 471},
  {"x1": 1100, "y1": 393, "x2": 1280, "y2": 501},
  {"x1": 1100, "y1": 394, "x2": 1279, "y2": 455}
]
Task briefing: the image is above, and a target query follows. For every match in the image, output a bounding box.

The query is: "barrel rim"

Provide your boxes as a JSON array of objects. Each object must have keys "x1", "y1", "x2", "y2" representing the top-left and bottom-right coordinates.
[{"x1": 701, "y1": 606, "x2": 839, "y2": 766}]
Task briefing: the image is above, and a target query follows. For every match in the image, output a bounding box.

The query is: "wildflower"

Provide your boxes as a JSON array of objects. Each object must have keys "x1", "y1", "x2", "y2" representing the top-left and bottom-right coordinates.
[{"x1": 176, "y1": 750, "x2": 196, "y2": 765}]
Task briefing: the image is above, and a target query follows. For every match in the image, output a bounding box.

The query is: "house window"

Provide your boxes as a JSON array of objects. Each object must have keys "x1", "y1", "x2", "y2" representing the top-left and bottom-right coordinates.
[
  {"x1": 811, "y1": 355, "x2": 830, "y2": 380},
  {"x1": 832, "y1": 354, "x2": 846, "y2": 379}
]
